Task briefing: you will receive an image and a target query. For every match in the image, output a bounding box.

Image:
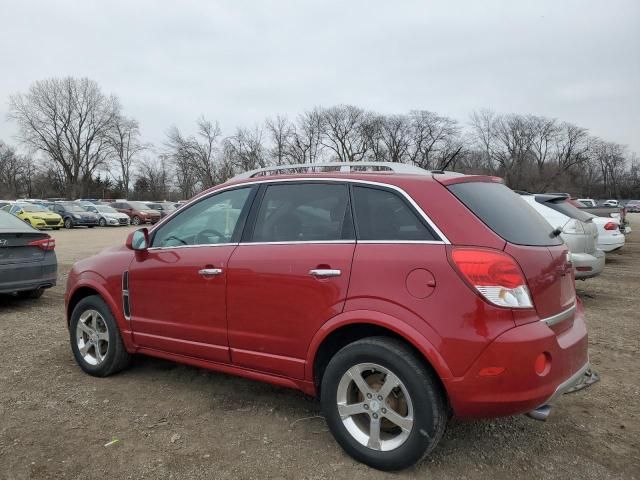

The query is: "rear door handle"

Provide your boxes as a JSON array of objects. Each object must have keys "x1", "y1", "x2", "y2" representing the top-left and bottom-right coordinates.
[
  {"x1": 198, "y1": 268, "x2": 223, "y2": 277},
  {"x1": 309, "y1": 269, "x2": 341, "y2": 278}
]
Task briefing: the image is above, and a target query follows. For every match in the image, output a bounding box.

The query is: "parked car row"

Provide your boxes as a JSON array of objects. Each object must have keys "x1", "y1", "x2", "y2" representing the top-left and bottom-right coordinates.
[{"x1": 0, "y1": 198, "x2": 184, "y2": 230}]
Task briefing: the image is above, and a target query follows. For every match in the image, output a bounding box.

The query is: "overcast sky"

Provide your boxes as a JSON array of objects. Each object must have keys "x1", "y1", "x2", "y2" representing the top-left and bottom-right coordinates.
[{"x1": 1, "y1": 0, "x2": 638, "y2": 154}]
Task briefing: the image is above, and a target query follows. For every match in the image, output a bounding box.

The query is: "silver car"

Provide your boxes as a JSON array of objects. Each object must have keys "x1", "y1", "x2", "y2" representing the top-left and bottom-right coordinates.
[{"x1": 521, "y1": 194, "x2": 604, "y2": 279}]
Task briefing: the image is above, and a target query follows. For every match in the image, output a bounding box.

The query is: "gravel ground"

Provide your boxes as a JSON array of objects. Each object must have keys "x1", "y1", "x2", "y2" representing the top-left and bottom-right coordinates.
[{"x1": 1, "y1": 216, "x2": 639, "y2": 479}]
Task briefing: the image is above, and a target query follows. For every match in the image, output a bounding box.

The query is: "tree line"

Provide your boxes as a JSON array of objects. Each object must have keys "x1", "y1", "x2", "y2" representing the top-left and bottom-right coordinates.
[{"x1": 1, "y1": 77, "x2": 638, "y2": 201}]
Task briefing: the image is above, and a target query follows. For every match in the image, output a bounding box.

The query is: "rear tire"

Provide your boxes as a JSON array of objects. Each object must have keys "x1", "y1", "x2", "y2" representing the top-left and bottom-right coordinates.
[
  {"x1": 17, "y1": 288, "x2": 44, "y2": 299},
  {"x1": 321, "y1": 337, "x2": 447, "y2": 471},
  {"x1": 69, "y1": 295, "x2": 131, "y2": 377}
]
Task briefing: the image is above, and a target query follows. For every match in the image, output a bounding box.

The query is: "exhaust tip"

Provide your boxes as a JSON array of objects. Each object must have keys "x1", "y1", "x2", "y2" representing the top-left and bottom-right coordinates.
[{"x1": 526, "y1": 404, "x2": 552, "y2": 421}]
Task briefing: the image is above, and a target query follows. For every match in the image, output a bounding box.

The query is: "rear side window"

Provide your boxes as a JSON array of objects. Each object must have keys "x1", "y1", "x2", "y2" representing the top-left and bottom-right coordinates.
[
  {"x1": 538, "y1": 198, "x2": 593, "y2": 222},
  {"x1": 251, "y1": 183, "x2": 352, "y2": 242},
  {"x1": 449, "y1": 182, "x2": 562, "y2": 246},
  {"x1": 352, "y1": 186, "x2": 437, "y2": 241}
]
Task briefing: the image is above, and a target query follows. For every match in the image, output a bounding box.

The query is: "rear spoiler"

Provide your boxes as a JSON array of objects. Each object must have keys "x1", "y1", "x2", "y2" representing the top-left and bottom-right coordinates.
[{"x1": 435, "y1": 174, "x2": 504, "y2": 186}]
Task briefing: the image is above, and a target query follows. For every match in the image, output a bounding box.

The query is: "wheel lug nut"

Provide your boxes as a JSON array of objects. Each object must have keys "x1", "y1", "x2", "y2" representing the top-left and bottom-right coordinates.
[
  {"x1": 363, "y1": 404, "x2": 369, "y2": 410},
  {"x1": 366, "y1": 393, "x2": 372, "y2": 399},
  {"x1": 372, "y1": 413, "x2": 378, "y2": 419},
  {"x1": 377, "y1": 395, "x2": 383, "y2": 400},
  {"x1": 381, "y1": 408, "x2": 387, "y2": 413}
]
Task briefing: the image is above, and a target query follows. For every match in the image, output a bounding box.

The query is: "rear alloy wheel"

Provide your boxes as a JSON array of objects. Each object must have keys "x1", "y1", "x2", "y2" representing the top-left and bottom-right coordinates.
[
  {"x1": 64, "y1": 218, "x2": 72, "y2": 229},
  {"x1": 70, "y1": 295, "x2": 131, "y2": 377},
  {"x1": 131, "y1": 216, "x2": 141, "y2": 226},
  {"x1": 98, "y1": 218, "x2": 106, "y2": 227},
  {"x1": 321, "y1": 337, "x2": 447, "y2": 471}
]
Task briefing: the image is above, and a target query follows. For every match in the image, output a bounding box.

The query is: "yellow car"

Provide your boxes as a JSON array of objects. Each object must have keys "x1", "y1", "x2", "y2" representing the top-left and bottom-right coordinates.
[{"x1": 8, "y1": 203, "x2": 63, "y2": 230}]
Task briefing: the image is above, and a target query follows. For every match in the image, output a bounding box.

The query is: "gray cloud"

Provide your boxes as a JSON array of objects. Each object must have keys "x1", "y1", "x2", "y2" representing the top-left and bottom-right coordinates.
[{"x1": 1, "y1": 0, "x2": 638, "y2": 153}]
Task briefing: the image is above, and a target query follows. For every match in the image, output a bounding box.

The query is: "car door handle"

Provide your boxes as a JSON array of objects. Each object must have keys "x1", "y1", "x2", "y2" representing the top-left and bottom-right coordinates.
[
  {"x1": 309, "y1": 269, "x2": 341, "y2": 278},
  {"x1": 198, "y1": 268, "x2": 223, "y2": 277}
]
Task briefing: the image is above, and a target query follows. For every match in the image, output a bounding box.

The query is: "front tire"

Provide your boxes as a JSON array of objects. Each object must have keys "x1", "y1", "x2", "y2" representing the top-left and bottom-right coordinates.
[
  {"x1": 64, "y1": 218, "x2": 72, "y2": 229},
  {"x1": 131, "y1": 216, "x2": 141, "y2": 226},
  {"x1": 321, "y1": 337, "x2": 447, "y2": 471},
  {"x1": 98, "y1": 218, "x2": 106, "y2": 227},
  {"x1": 69, "y1": 295, "x2": 131, "y2": 377}
]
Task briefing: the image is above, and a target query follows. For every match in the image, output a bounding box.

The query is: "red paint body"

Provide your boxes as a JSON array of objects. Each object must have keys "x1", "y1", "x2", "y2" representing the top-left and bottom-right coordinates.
[{"x1": 66, "y1": 172, "x2": 588, "y2": 418}]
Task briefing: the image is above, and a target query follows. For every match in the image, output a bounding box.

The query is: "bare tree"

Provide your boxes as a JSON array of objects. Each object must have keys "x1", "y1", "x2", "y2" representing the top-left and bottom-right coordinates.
[
  {"x1": 265, "y1": 115, "x2": 293, "y2": 165},
  {"x1": 319, "y1": 105, "x2": 372, "y2": 162},
  {"x1": 287, "y1": 109, "x2": 324, "y2": 164},
  {"x1": 106, "y1": 115, "x2": 146, "y2": 196},
  {"x1": 165, "y1": 117, "x2": 222, "y2": 188},
  {"x1": 409, "y1": 110, "x2": 462, "y2": 170},
  {"x1": 8, "y1": 77, "x2": 120, "y2": 198},
  {"x1": 223, "y1": 126, "x2": 266, "y2": 173},
  {"x1": 136, "y1": 156, "x2": 170, "y2": 200}
]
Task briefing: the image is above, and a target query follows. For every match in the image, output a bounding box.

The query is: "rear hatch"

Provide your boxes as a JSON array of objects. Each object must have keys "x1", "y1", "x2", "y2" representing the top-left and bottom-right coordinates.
[
  {"x1": 535, "y1": 195, "x2": 598, "y2": 254},
  {"x1": 445, "y1": 180, "x2": 576, "y2": 323},
  {"x1": 0, "y1": 214, "x2": 48, "y2": 266}
]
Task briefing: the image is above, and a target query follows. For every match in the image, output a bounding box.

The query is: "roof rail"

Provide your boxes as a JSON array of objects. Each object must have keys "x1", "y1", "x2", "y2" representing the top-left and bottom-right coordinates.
[{"x1": 232, "y1": 162, "x2": 430, "y2": 180}]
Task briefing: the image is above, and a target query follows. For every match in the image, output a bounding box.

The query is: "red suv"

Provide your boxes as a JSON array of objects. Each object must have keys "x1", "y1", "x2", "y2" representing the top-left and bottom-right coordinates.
[
  {"x1": 110, "y1": 201, "x2": 161, "y2": 225},
  {"x1": 65, "y1": 163, "x2": 589, "y2": 470}
]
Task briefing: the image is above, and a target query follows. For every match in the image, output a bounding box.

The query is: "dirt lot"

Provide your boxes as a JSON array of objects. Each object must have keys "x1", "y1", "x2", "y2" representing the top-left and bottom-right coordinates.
[{"x1": 1, "y1": 217, "x2": 639, "y2": 480}]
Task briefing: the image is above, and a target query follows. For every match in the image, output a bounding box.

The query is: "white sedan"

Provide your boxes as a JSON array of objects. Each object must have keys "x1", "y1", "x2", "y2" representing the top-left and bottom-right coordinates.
[
  {"x1": 591, "y1": 216, "x2": 625, "y2": 252},
  {"x1": 86, "y1": 205, "x2": 131, "y2": 227}
]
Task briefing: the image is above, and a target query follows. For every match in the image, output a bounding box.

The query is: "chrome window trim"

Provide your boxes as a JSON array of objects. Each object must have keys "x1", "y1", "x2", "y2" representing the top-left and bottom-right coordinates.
[
  {"x1": 157, "y1": 177, "x2": 450, "y2": 245},
  {"x1": 357, "y1": 240, "x2": 446, "y2": 245},
  {"x1": 540, "y1": 303, "x2": 576, "y2": 327},
  {"x1": 239, "y1": 240, "x2": 356, "y2": 246},
  {"x1": 148, "y1": 242, "x2": 238, "y2": 251}
]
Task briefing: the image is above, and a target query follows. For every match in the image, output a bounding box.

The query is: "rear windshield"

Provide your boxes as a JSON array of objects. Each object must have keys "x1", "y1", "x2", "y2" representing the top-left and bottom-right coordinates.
[
  {"x1": 448, "y1": 182, "x2": 562, "y2": 246},
  {"x1": 537, "y1": 197, "x2": 593, "y2": 222}
]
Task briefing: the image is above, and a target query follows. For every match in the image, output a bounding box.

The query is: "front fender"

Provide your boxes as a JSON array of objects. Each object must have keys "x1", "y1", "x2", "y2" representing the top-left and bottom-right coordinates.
[
  {"x1": 305, "y1": 309, "x2": 454, "y2": 384},
  {"x1": 66, "y1": 271, "x2": 135, "y2": 351}
]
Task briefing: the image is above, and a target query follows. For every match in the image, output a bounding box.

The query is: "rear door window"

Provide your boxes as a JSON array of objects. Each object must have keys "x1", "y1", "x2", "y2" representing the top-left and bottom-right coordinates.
[
  {"x1": 250, "y1": 183, "x2": 352, "y2": 242},
  {"x1": 448, "y1": 182, "x2": 562, "y2": 246},
  {"x1": 352, "y1": 186, "x2": 437, "y2": 241}
]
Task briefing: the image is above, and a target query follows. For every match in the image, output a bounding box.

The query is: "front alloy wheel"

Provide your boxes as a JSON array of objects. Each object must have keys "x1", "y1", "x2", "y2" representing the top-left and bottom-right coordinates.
[
  {"x1": 75, "y1": 309, "x2": 110, "y2": 366},
  {"x1": 70, "y1": 295, "x2": 131, "y2": 377},
  {"x1": 131, "y1": 216, "x2": 141, "y2": 225},
  {"x1": 64, "y1": 218, "x2": 72, "y2": 229}
]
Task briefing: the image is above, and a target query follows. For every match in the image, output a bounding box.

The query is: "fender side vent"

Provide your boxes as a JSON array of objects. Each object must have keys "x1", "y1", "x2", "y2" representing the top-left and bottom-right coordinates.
[{"x1": 122, "y1": 271, "x2": 131, "y2": 320}]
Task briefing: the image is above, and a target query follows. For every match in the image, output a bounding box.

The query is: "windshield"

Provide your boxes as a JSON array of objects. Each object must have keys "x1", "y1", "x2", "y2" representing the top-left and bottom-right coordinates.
[
  {"x1": 19, "y1": 204, "x2": 48, "y2": 212},
  {"x1": 96, "y1": 206, "x2": 117, "y2": 213},
  {"x1": 60, "y1": 204, "x2": 88, "y2": 213},
  {"x1": 129, "y1": 201, "x2": 154, "y2": 210}
]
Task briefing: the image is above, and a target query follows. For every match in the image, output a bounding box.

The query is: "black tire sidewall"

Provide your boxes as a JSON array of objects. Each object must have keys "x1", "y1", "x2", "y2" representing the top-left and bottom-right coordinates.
[
  {"x1": 99, "y1": 218, "x2": 106, "y2": 227},
  {"x1": 69, "y1": 296, "x2": 122, "y2": 377},
  {"x1": 64, "y1": 218, "x2": 72, "y2": 229},
  {"x1": 321, "y1": 339, "x2": 444, "y2": 471}
]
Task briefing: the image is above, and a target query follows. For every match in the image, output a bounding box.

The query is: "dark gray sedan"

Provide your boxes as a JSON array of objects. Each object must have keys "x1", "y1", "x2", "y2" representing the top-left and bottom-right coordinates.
[{"x1": 0, "y1": 210, "x2": 57, "y2": 298}]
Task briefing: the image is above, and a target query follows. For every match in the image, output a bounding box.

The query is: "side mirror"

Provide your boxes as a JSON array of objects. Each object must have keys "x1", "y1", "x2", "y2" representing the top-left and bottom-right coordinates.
[{"x1": 126, "y1": 228, "x2": 149, "y2": 251}]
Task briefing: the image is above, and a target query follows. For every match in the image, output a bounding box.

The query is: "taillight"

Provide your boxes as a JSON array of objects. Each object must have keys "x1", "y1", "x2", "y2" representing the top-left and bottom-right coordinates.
[
  {"x1": 450, "y1": 247, "x2": 533, "y2": 309},
  {"x1": 604, "y1": 222, "x2": 618, "y2": 231},
  {"x1": 28, "y1": 237, "x2": 55, "y2": 251}
]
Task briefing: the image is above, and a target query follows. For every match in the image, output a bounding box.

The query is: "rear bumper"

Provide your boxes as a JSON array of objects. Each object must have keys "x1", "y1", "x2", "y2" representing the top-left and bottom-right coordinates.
[
  {"x1": 445, "y1": 301, "x2": 589, "y2": 418},
  {"x1": 598, "y1": 234, "x2": 625, "y2": 252},
  {"x1": 0, "y1": 254, "x2": 58, "y2": 294},
  {"x1": 572, "y1": 250, "x2": 605, "y2": 279}
]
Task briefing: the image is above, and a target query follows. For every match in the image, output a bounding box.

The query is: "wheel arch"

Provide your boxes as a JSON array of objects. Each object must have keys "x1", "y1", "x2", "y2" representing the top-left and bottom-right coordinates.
[{"x1": 306, "y1": 311, "x2": 453, "y2": 400}]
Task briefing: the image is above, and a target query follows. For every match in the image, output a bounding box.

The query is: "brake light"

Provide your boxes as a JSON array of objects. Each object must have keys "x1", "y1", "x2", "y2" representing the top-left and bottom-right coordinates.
[
  {"x1": 604, "y1": 222, "x2": 618, "y2": 231},
  {"x1": 450, "y1": 248, "x2": 533, "y2": 309},
  {"x1": 28, "y1": 237, "x2": 55, "y2": 251}
]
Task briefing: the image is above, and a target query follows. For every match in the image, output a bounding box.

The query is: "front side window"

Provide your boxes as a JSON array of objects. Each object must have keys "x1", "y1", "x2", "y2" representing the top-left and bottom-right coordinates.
[
  {"x1": 250, "y1": 183, "x2": 352, "y2": 242},
  {"x1": 152, "y1": 187, "x2": 252, "y2": 248},
  {"x1": 352, "y1": 186, "x2": 437, "y2": 241}
]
